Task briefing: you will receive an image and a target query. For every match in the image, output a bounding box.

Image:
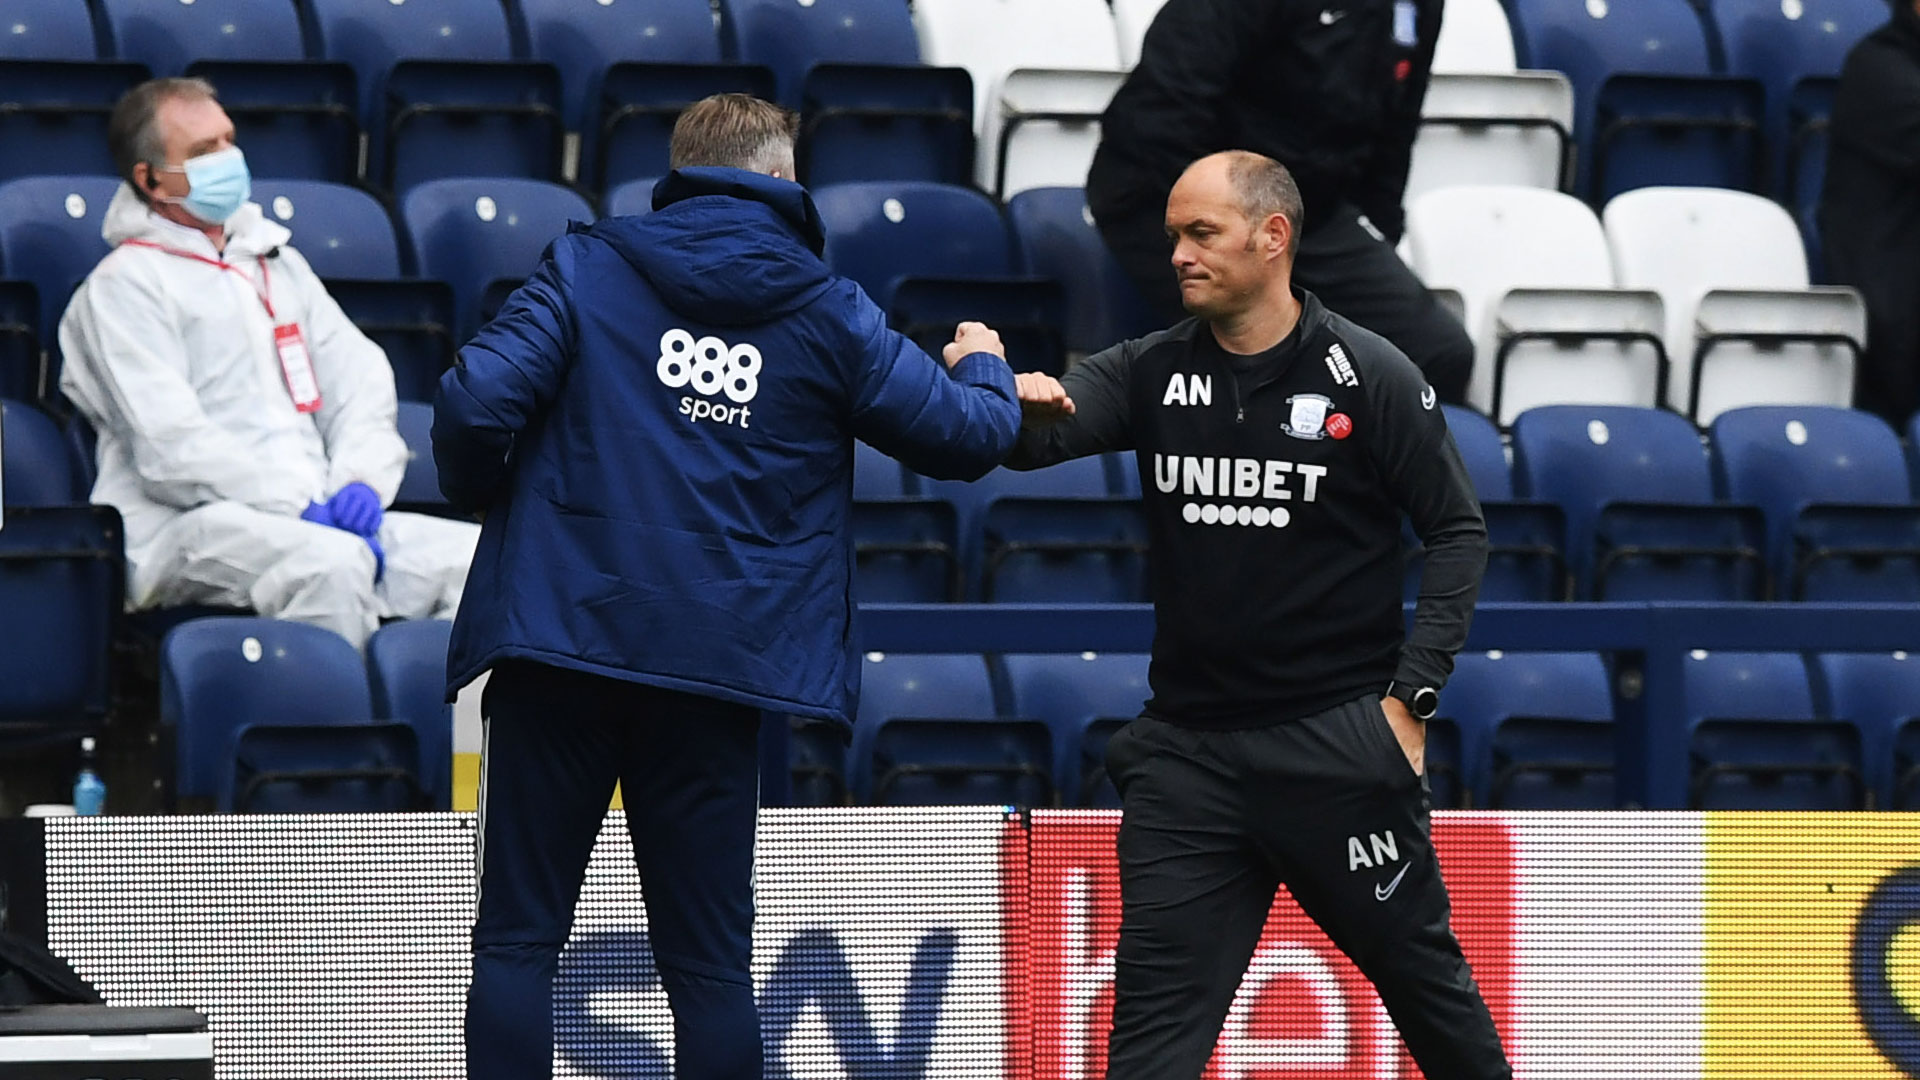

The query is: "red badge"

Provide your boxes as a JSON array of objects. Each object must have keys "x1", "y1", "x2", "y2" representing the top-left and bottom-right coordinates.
[
  {"x1": 1326, "y1": 412, "x2": 1353, "y2": 440},
  {"x1": 1395, "y1": 58, "x2": 1413, "y2": 81}
]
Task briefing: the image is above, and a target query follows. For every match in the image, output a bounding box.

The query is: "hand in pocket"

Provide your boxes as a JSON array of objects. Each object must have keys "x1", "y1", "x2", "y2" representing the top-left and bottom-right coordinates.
[{"x1": 1380, "y1": 694, "x2": 1426, "y2": 776}]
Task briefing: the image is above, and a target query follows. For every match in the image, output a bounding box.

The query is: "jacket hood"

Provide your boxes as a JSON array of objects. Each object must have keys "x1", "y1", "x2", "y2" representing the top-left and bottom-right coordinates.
[
  {"x1": 101, "y1": 182, "x2": 290, "y2": 258},
  {"x1": 589, "y1": 167, "x2": 833, "y2": 327}
]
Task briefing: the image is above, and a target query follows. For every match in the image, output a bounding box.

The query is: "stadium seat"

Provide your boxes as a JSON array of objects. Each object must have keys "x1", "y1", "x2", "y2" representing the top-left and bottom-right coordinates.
[
  {"x1": 0, "y1": 504, "x2": 122, "y2": 743},
  {"x1": 518, "y1": 0, "x2": 719, "y2": 133},
  {"x1": 1007, "y1": 187, "x2": 1159, "y2": 357},
  {"x1": 1682, "y1": 650, "x2": 1862, "y2": 810},
  {"x1": 1441, "y1": 651, "x2": 1614, "y2": 809},
  {"x1": 1602, "y1": 186, "x2": 1862, "y2": 423},
  {"x1": 591, "y1": 62, "x2": 775, "y2": 193},
  {"x1": 249, "y1": 180, "x2": 401, "y2": 280},
  {"x1": 399, "y1": 178, "x2": 593, "y2": 339},
  {"x1": 1432, "y1": 0, "x2": 1519, "y2": 74},
  {"x1": 920, "y1": 456, "x2": 1114, "y2": 600},
  {"x1": 798, "y1": 63, "x2": 975, "y2": 187},
  {"x1": 718, "y1": 0, "x2": 923, "y2": 107},
  {"x1": 1814, "y1": 651, "x2": 1920, "y2": 810},
  {"x1": 853, "y1": 440, "x2": 909, "y2": 501},
  {"x1": 1707, "y1": 0, "x2": 1884, "y2": 199},
  {"x1": 1785, "y1": 77, "x2": 1834, "y2": 278},
  {"x1": 850, "y1": 498, "x2": 960, "y2": 603},
  {"x1": 0, "y1": 281, "x2": 39, "y2": 402},
  {"x1": 0, "y1": 2, "x2": 101, "y2": 60},
  {"x1": 186, "y1": 59, "x2": 362, "y2": 185},
  {"x1": 1, "y1": 398, "x2": 80, "y2": 506},
  {"x1": 1406, "y1": 185, "x2": 1666, "y2": 423},
  {"x1": 601, "y1": 178, "x2": 662, "y2": 220},
  {"x1": 850, "y1": 653, "x2": 1041, "y2": 805},
  {"x1": 813, "y1": 181, "x2": 1016, "y2": 316},
  {"x1": 0, "y1": 57, "x2": 146, "y2": 181},
  {"x1": 1507, "y1": 0, "x2": 1765, "y2": 202},
  {"x1": 889, "y1": 275, "x2": 1067, "y2": 377},
  {"x1": 1512, "y1": 406, "x2": 1766, "y2": 600},
  {"x1": 978, "y1": 496, "x2": 1149, "y2": 603},
  {"x1": 1408, "y1": 405, "x2": 1568, "y2": 602},
  {"x1": 1110, "y1": 0, "x2": 1168, "y2": 68},
  {"x1": 1001, "y1": 651, "x2": 1149, "y2": 807},
  {"x1": 161, "y1": 616, "x2": 424, "y2": 811},
  {"x1": 97, "y1": 0, "x2": 304, "y2": 76},
  {"x1": 391, "y1": 401, "x2": 450, "y2": 518},
  {"x1": 304, "y1": 0, "x2": 561, "y2": 192},
  {"x1": 323, "y1": 278, "x2": 456, "y2": 404},
  {"x1": 1406, "y1": 72, "x2": 1574, "y2": 205},
  {"x1": 0, "y1": 176, "x2": 118, "y2": 383},
  {"x1": 783, "y1": 714, "x2": 849, "y2": 806},
  {"x1": 1909, "y1": 414, "x2": 1920, "y2": 499},
  {"x1": 1710, "y1": 406, "x2": 1920, "y2": 601},
  {"x1": 365, "y1": 618, "x2": 455, "y2": 809},
  {"x1": 911, "y1": 0, "x2": 1124, "y2": 197}
]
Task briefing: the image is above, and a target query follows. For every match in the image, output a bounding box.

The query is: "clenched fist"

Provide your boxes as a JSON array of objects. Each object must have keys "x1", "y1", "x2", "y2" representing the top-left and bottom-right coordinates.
[
  {"x1": 1015, "y1": 371, "x2": 1075, "y2": 421},
  {"x1": 942, "y1": 321, "x2": 1006, "y2": 367}
]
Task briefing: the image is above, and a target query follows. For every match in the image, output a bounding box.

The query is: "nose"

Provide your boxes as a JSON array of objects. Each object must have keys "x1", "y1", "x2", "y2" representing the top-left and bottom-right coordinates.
[{"x1": 1170, "y1": 237, "x2": 1197, "y2": 270}]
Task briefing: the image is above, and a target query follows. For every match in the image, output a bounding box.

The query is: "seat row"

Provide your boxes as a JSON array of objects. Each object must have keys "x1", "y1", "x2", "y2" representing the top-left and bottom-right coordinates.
[
  {"x1": 1411, "y1": 184, "x2": 1863, "y2": 424},
  {"x1": 783, "y1": 646, "x2": 1920, "y2": 814},
  {"x1": 0, "y1": 175, "x2": 1150, "y2": 408}
]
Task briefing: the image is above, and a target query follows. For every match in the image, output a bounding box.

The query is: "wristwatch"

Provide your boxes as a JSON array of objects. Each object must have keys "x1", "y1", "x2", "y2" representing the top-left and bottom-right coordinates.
[{"x1": 1385, "y1": 681, "x2": 1440, "y2": 722}]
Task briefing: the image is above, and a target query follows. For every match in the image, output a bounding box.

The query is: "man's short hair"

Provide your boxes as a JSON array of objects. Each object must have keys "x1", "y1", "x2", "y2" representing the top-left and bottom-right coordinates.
[
  {"x1": 669, "y1": 93, "x2": 799, "y2": 177},
  {"x1": 109, "y1": 77, "x2": 219, "y2": 204},
  {"x1": 1223, "y1": 151, "x2": 1306, "y2": 259}
]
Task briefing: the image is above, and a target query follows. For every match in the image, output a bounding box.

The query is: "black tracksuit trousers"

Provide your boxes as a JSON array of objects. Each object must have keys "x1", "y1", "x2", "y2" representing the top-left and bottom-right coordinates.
[{"x1": 1102, "y1": 695, "x2": 1511, "y2": 1080}]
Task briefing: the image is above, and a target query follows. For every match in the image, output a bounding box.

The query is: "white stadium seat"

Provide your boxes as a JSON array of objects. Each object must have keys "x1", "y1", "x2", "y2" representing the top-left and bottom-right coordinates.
[
  {"x1": 1406, "y1": 71, "x2": 1574, "y2": 205},
  {"x1": 1409, "y1": 185, "x2": 1666, "y2": 423},
  {"x1": 1602, "y1": 186, "x2": 1864, "y2": 424},
  {"x1": 1432, "y1": 0, "x2": 1519, "y2": 74},
  {"x1": 913, "y1": 0, "x2": 1124, "y2": 198}
]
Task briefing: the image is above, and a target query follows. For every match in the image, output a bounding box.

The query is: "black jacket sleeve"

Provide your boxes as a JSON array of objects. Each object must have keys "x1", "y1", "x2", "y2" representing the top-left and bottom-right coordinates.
[
  {"x1": 1350, "y1": 0, "x2": 1444, "y2": 243},
  {"x1": 1003, "y1": 339, "x2": 1138, "y2": 470},
  {"x1": 1832, "y1": 28, "x2": 1920, "y2": 181},
  {"x1": 1364, "y1": 351, "x2": 1487, "y2": 691},
  {"x1": 1105, "y1": 0, "x2": 1274, "y2": 170}
]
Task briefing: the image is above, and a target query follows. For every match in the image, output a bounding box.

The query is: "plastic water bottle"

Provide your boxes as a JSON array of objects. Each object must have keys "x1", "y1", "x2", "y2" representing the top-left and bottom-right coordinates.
[{"x1": 72, "y1": 737, "x2": 105, "y2": 817}]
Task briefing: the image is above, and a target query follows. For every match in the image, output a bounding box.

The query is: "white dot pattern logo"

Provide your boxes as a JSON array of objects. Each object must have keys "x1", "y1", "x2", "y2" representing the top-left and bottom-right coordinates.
[{"x1": 1182, "y1": 504, "x2": 1291, "y2": 527}]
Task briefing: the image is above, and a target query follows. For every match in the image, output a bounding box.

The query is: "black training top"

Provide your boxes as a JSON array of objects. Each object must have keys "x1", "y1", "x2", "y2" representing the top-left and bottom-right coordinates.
[{"x1": 1006, "y1": 290, "x2": 1487, "y2": 728}]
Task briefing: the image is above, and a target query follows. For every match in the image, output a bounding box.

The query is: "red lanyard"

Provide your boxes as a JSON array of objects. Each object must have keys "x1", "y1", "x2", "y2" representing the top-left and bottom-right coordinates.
[{"x1": 121, "y1": 238, "x2": 278, "y2": 321}]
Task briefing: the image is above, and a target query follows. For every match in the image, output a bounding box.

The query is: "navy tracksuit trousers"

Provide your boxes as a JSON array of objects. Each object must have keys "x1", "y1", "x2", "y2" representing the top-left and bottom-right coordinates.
[{"x1": 466, "y1": 660, "x2": 763, "y2": 1080}]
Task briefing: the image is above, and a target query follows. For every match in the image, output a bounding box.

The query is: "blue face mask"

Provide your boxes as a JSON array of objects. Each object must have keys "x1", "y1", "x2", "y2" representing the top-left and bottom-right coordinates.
[{"x1": 163, "y1": 146, "x2": 251, "y2": 225}]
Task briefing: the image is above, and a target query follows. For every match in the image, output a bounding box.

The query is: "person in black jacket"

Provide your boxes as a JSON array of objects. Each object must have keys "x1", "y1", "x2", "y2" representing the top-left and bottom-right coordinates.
[
  {"x1": 1010, "y1": 150, "x2": 1508, "y2": 1078},
  {"x1": 1820, "y1": 0, "x2": 1920, "y2": 428},
  {"x1": 1088, "y1": 0, "x2": 1474, "y2": 405}
]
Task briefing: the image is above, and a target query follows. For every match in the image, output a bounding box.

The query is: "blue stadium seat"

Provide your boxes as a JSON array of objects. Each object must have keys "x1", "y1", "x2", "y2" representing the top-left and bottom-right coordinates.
[
  {"x1": 850, "y1": 653, "x2": 1039, "y2": 805},
  {"x1": 1707, "y1": 0, "x2": 1883, "y2": 199},
  {"x1": 978, "y1": 496, "x2": 1149, "y2": 603},
  {"x1": 392, "y1": 401, "x2": 450, "y2": 518},
  {"x1": 0, "y1": 504, "x2": 122, "y2": 743},
  {"x1": 1814, "y1": 651, "x2": 1920, "y2": 810},
  {"x1": 249, "y1": 179, "x2": 401, "y2": 280},
  {"x1": 853, "y1": 440, "x2": 908, "y2": 500},
  {"x1": 0, "y1": 281, "x2": 38, "y2": 402},
  {"x1": 601, "y1": 177, "x2": 662, "y2": 220},
  {"x1": 719, "y1": 0, "x2": 922, "y2": 106},
  {"x1": 850, "y1": 498, "x2": 959, "y2": 602},
  {"x1": 1416, "y1": 404, "x2": 1569, "y2": 602},
  {"x1": 920, "y1": 457, "x2": 1113, "y2": 600},
  {"x1": 1710, "y1": 406, "x2": 1920, "y2": 600},
  {"x1": 1440, "y1": 651, "x2": 1614, "y2": 809},
  {"x1": 1007, "y1": 187, "x2": 1158, "y2": 357},
  {"x1": 1507, "y1": 0, "x2": 1764, "y2": 202},
  {"x1": 889, "y1": 275, "x2": 1067, "y2": 377},
  {"x1": 1001, "y1": 652, "x2": 1149, "y2": 807},
  {"x1": 1909, "y1": 413, "x2": 1920, "y2": 499},
  {"x1": 97, "y1": 0, "x2": 304, "y2": 75},
  {"x1": 0, "y1": 3, "x2": 101, "y2": 60},
  {"x1": 813, "y1": 181, "x2": 1015, "y2": 315},
  {"x1": 518, "y1": 0, "x2": 719, "y2": 133},
  {"x1": 187, "y1": 59, "x2": 362, "y2": 184},
  {"x1": 1683, "y1": 649, "x2": 1862, "y2": 809},
  {"x1": 1513, "y1": 406, "x2": 1766, "y2": 600},
  {"x1": 0, "y1": 59, "x2": 146, "y2": 181},
  {"x1": 798, "y1": 63, "x2": 975, "y2": 187},
  {"x1": 591, "y1": 63, "x2": 775, "y2": 193},
  {"x1": 161, "y1": 616, "x2": 424, "y2": 811},
  {"x1": 366, "y1": 618, "x2": 455, "y2": 809},
  {"x1": 399, "y1": 178, "x2": 593, "y2": 339},
  {"x1": 323, "y1": 278, "x2": 456, "y2": 404},
  {"x1": 782, "y1": 714, "x2": 849, "y2": 806},
  {"x1": 0, "y1": 176, "x2": 118, "y2": 381},
  {"x1": 304, "y1": 0, "x2": 561, "y2": 191},
  {"x1": 1, "y1": 398, "x2": 80, "y2": 506}
]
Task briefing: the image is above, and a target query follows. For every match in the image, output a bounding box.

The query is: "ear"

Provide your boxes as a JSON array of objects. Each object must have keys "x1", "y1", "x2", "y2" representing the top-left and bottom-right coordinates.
[
  {"x1": 132, "y1": 161, "x2": 156, "y2": 191},
  {"x1": 1265, "y1": 211, "x2": 1293, "y2": 264}
]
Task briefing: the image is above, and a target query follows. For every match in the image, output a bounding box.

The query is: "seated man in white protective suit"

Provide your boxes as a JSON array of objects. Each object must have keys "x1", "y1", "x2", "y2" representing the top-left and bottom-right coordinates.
[{"x1": 59, "y1": 77, "x2": 478, "y2": 648}]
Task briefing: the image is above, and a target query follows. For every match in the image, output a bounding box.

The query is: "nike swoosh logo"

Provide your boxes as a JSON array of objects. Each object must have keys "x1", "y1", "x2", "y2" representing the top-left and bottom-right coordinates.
[
  {"x1": 1320, "y1": 9, "x2": 1348, "y2": 24},
  {"x1": 1374, "y1": 862, "x2": 1411, "y2": 902},
  {"x1": 1420, "y1": 386, "x2": 1437, "y2": 411}
]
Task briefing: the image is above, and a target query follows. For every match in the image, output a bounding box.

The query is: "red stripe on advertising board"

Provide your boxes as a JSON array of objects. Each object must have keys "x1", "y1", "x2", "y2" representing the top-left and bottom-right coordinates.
[{"x1": 1023, "y1": 812, "x2": 1515, "y2": 1079}]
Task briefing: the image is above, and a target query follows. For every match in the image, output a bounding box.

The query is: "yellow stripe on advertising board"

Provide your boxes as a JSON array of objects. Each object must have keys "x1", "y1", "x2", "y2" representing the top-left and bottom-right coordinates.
[{"x1": 1705, "y1": 813, "x2": 1920, "y2": 1078}]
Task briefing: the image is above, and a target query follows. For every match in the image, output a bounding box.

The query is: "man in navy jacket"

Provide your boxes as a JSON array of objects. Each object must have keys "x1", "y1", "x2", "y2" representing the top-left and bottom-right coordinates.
[{"x1": 433, "y1": 94, "x2": 1020, "y2": 1080}]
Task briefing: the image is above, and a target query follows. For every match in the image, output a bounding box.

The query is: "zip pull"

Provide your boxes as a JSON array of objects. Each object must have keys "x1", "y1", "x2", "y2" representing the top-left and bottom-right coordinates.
[{"x1": 1236, "y1": 406, "x2": 1245, "y2": 423}]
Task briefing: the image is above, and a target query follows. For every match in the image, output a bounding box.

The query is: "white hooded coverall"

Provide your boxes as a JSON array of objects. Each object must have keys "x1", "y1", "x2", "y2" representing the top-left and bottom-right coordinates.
[{"x1": 59, "y1": 184, "x2": 479, "y2": 648}]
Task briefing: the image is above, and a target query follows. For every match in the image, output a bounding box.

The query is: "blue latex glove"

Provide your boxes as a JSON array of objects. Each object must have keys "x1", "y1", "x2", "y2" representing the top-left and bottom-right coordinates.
[
  {"x1": 300, "y1": 500, "x2": 333, "y2": 527},
  {"x1": 325, "y1": 482, "x2": 384, "y2": 538},
  {"x1": 365, "y1": 535, "x2": 386, "y2": 584}
]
